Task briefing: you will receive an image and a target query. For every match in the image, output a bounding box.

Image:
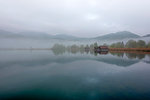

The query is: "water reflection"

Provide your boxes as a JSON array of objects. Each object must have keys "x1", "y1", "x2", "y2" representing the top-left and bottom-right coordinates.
[
  {"x1": 0, "y1": 50, "x2": 150, "y2": 99},
  {"x1": 109, "y1": 52, "x2": 146, "y2": 60},
  {"x1": 49, "y1": 46, "x2": 150, "y2": 67},
  {"x1": 52, "y1": 46, "x2": 108, "y2": 56},
  {"x1": 51, "y1": 46, "x2": 148, "y2": 60},
  {"x1": 51, "y1": 44, "x2": 109, "y2": 56},
  {"x1": 0, "y1": 49, "x2": 149, "y2": 69},
  {"x1": 110, "y1": 52, "x2": 124, "y2": 58}
]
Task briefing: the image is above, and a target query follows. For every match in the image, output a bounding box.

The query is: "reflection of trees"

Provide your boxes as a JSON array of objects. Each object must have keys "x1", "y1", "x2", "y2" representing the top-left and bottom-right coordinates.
[
  {"x1": 51, "y1": 44, "x2": 66, "y2": 55},
  {"x1": 126, "y1": 53, "x2": 137, "y2": 59},
  {"x1": 70, "y1": 44, "x2": 79, "y2": 54},
  {"x1": 51, "y1": 43, "x2": 108, "y2": 56},
  {"x1": 51, "y1": 44, "x2": 147, "y2": 60},
  {"x1": 110, "y1": 52, "x2": 124, "y2": 58},
  {"x1": 136, "y1": 54, "x2": 145, "y2": 59},
  {"x1": 94, "y1": 52, "x2": 98, "y2": 56},
  {"x1": 51, "y1": 44, "x2": 81, "y2": 55},
  {"x1": 110, "y1": 52, "x2": 147, "y2": 60},
  {"x1": 148, "y1": 54, "x2": 150, "y2": 58},
  {"x1": 90, "y1": 44, "x2": 94, "y2": 54},
  {"x1": 125, "y1": 53, "x2": 145, "y2": 59},
  {"x1": 79, "y1": 45, "x2": 85, "y2": 54}
]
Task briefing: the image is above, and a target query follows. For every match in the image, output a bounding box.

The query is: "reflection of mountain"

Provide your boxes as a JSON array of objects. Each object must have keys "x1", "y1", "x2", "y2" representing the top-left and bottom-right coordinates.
[
  {"x1": 95, "y1": 56, "x2": 139, "y2": 67},
  {"x1": 110, "y1": 52, "x2": 146, "y2": 60},
  {"x1": 0, "y1": 51, "x2": 142, "y2": 68},
  {"x1": 144, "y1": 61, "x2": 150, "y2": 64}
]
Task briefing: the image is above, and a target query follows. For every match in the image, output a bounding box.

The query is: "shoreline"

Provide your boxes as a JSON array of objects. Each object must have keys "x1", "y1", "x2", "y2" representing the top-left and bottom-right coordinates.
[
  {"x1": 109, "y1": 48, "x2": 150, "y2": 52},
  {"x1": 0, "y1": 48, "x2": 51, "y2": 50},
  {"x1": 1, "y1": 48, "x2": 150, "y2": 54},
  {"x1": 109, "y1": 50, "x2": 150, "y2": 54}
]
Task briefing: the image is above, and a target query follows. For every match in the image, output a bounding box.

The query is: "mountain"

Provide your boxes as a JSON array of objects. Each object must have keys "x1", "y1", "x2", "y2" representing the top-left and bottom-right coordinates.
[
  {"x1": 94, "y1": 31, "x2": 140, "y2": 40},
  {"x1": 143, "y1": 34, "x2": 150, "y2": 37},
  {"x1": 0, "y1": 30, "x2": 79, "y2": 40},
  {"x1": 19, "y1": 31, "x2": 53, "y2": 39},
  {"x1": 51, "y1": 34, "x2": 80, "y2": 40},
  {"x1": 0, "y1": 30, "x2": 141, "y2": 41},
  {"x1": 0, "y1": 30, "x2": 23, "y2": 38},
  {"x1": 20, "y1": 32, "x2": 79, "y2": 40}
]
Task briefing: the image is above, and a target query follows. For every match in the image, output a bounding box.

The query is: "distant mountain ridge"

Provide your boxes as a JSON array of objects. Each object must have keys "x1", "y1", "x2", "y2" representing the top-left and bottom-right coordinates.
[
  {"x1": 94, "y1": 31, "x2": 140, "y2": 40},
  {"x1": 51, "y1": 34, "x2": 80, "y2": 40},
  {"x1": 0, "y1": 30, "x2": 79, "y2": 40},
  {"x1": 143, "y1": 34, "x2": 150, "y2": 37},
  {"x1": 0, "y1": 30, "x2": 23, "y2": 38},
  {"x1": 0, "y1": 30, "x2": 142, "y2": 41}
]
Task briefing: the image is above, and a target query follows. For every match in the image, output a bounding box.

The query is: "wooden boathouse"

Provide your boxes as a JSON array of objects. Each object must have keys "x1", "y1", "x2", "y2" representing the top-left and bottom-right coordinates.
[{"x1": 94, "y1": 46, "x2": 109, "y2": 52}]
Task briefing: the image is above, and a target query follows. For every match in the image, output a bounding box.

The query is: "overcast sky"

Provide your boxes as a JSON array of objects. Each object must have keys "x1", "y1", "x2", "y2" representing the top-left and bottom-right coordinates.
[{"x1": 0, "y1": 0, "x2": 150, "y2": 37}]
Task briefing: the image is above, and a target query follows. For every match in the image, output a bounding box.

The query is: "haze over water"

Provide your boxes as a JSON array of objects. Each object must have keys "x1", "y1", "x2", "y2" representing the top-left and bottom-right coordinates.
[
  {"x1": 0, "y1": 0, "x2": 150, "y2": 99},
  {"x1": 0, "y1": 50, "x2": 150, "y2": 100}
]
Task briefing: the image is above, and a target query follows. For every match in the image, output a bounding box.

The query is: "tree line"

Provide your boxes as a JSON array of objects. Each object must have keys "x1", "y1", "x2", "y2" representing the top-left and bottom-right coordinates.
[
  {"x1": 110, "y1": 40, "x2": 150, "y2": 48},
  {"x1": 51, "y1": 39, "x2": 150, "y2": 55},
  {"x1": 51, "y1": 43, "x2": 150, "y2": 58},
  {"x1": 51, "y1": 43, "x2": 99, "y2": 55}
]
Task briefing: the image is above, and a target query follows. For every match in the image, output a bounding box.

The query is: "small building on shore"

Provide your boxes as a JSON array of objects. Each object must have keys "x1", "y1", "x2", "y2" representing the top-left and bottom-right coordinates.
[{"x1": 94, "y1": 46, "x2": 109, "y2": 52}]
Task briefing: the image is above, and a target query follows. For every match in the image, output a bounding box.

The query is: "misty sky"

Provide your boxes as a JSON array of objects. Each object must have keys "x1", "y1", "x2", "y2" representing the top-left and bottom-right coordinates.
[{"x1": 0, "y1": 0, "x2": 150, "y2": 37}]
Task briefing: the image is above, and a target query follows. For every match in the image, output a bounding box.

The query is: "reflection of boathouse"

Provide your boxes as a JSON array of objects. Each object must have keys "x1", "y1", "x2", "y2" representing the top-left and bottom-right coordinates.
[{"x1": 94, "y1": 46, "x2": 109, "y2": 52}]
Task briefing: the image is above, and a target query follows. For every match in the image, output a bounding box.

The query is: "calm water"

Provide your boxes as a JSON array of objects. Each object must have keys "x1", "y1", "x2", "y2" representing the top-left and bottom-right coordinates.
[{"x1": 0, "y1": 50, "x2": 150, "y2": 100}]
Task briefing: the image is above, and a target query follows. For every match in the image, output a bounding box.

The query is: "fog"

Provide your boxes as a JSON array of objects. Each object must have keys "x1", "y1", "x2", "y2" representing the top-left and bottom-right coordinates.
[{"x1": 0, "y1": 0, "x2": 150, "y2": 37}]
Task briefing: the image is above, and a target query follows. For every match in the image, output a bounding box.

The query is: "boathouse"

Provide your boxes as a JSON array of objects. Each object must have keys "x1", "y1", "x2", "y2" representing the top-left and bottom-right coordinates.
[{"x1": 94, "y1": 46, "x2": 109, "y2": 52}]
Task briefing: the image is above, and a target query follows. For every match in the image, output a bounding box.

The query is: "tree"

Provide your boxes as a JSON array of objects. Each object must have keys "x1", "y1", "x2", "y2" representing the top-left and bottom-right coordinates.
[
  {"x1": 71, "y1": 44, "x2": 79, "y2": 54},
  {"x1": 79, "y1": 45, "x2": 85, "y2": 54},
  {"x1": 110, "y1": 43, "x2": 116, "y2": 48},
  {"x1": 90, "y1": 44, "x2": 94, "y2": 50},
  {"x1": 80, "y1": 45, "x2": 84, "y2": 50},
  {"x1": 147, "y1": 41, "x2": 150, "y2": 48},
  {"x1": 125, "y1": 40, "x2": 137, "y2": 48},
  {"x1": 103, "y1": 43, "x2": 108, "y2": 46},
  {"x1": 85, "y1": 44, "x2": 89, "y2": 49},
  {"x1": 109, "y1": 42, "x2": 124, "y2": 48},
  {"x1": 51, "y1": 44, "x2": 66, "y2": 55},
  {"x1": 121, "y1": 42, "x2": 125, "y2": 48},
  {"x1": 94, "y1": 42, "x2": 98, "y2": 48},
  {"x1": 137, "y1": 40, "x2": 146, "y2": 48},
  {"x1": 116, "y1": 42, "x2": 124, "y2": 48}
]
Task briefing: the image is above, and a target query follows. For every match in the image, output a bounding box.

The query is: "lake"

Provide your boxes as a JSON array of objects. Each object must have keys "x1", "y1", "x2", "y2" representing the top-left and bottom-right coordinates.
[{"x1": 0, "y1": 50, "x2": 150, "y2": 100}]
